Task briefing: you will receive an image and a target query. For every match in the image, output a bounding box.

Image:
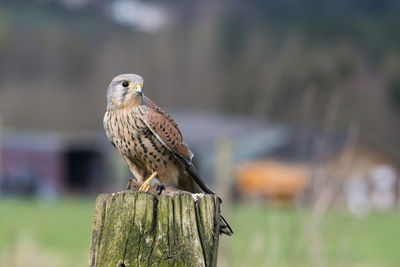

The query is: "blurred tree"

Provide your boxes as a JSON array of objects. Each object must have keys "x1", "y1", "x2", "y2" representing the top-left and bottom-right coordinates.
[{"x1": 1, "y1": 0, "x2": 400, "y2": 154}]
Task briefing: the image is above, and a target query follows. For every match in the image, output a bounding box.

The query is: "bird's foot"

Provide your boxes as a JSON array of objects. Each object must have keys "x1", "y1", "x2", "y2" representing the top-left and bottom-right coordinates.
[
  {"x1": 139, "y1": 180, "x2": 151, "y2": 192},
  {"x1": 139, "y1": 171, "x2": 158, "y2": 192}
]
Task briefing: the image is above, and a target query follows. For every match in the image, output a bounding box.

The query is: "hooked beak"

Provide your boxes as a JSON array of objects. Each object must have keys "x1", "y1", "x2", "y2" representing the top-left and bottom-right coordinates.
[
  {"x1": 131, "y1": 84, "x2": 143, "y2": 96},
  {"x1": 135, "y1": 88, "x2": 142, "y2": 96}
]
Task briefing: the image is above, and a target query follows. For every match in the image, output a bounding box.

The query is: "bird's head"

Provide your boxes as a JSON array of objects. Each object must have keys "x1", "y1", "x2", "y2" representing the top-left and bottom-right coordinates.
[{"x1": 107, "y1": 73, "x2": 144, "y2": 109}]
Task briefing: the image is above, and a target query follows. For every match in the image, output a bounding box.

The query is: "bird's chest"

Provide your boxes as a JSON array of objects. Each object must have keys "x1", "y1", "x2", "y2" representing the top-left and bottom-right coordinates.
[{"x1": 107, "y1": 109, "x2": 173, "y2": 172}]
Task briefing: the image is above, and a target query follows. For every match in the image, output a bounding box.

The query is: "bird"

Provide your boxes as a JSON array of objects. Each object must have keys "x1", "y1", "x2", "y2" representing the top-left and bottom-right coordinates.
[{"x1": 103, "y1": 73, "x2": 233, "y2": 236}]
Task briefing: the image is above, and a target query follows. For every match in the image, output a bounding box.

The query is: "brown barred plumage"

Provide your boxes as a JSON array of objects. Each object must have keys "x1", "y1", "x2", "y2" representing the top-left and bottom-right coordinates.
[{"x1": 104, "y1": 74, "x2": 233, "y2": 235}]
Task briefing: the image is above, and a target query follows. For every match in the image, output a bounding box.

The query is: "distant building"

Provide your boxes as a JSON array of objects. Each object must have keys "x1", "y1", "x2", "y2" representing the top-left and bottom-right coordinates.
[{"x1": 0, "y1": 129, "x2": 109, "y2": 197}]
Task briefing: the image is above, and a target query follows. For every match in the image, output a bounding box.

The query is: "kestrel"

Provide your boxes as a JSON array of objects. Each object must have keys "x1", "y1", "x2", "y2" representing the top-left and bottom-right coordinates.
[{"x1": 104, "y1": 74, "x2": 233, "y2": 235}]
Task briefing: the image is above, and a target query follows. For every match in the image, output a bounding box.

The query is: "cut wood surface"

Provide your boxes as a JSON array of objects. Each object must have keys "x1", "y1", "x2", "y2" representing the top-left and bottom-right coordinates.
[{"x1": 88, "y1": 180, "x2": 220, "y2": 267}]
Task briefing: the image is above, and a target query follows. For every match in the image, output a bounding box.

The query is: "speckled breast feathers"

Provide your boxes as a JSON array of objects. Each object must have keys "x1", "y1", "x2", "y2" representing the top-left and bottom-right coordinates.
[{"x1": 104, "y1": 97, "x2": 192, "y2": 186}]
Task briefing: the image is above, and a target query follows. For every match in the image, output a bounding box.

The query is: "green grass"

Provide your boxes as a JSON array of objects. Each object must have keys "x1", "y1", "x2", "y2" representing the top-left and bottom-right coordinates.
[
  {"x1": 1, "y1": 198, "x2": 400, "y2": 267},
  {"x1": 220, "y1": 204, "x2": 400, "y2": 267},
  {"x1": 0, "y1": 198, "x2": 94, "y2": 267}
]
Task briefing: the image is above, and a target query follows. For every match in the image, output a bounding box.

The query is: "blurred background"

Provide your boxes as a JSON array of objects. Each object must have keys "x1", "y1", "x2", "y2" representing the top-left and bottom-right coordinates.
[{"x1": 1, "y1": 0, "x2": 400, "y2": 266}]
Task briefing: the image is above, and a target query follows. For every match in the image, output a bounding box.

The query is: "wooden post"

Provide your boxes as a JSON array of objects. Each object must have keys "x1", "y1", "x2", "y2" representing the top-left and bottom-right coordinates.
[{"x1": 88, "y1": 181, "x2": 220, "y2": 267}]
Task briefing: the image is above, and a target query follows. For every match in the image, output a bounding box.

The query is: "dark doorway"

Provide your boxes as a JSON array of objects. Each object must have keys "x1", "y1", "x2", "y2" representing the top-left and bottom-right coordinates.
[{"x1": 65, "y1": 149, "x2": 105, "y2": 193}]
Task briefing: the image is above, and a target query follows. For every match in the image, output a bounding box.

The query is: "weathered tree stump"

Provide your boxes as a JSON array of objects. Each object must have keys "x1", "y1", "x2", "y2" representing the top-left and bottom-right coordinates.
[{"x1": 88, "y1": 181, "x2": 220, "y2": 267}]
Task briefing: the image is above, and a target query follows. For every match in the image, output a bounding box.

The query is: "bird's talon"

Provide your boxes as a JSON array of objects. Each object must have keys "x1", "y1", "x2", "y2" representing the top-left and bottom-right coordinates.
[
  {"x1": 138, "y1": 171, "x2": 158, "y2": 192},
  {"x1": 139, "y1": 181, "x2": 151, "y2": 192},
  {"x1": 156, "y1": 184, "x2": 165, "y2": 195}
]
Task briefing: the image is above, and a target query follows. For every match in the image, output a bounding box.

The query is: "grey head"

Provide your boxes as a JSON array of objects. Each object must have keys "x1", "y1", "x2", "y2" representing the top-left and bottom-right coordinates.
[{"x1": 107, "y1": 73, "x2": 144, "y2": 109}]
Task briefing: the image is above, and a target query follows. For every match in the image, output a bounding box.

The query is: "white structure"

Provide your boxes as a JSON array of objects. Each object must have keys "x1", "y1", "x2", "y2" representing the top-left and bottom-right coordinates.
[
  {"x1": 371, "y1": 165, "x2": 396, "y2": 211},
  {"x1": 110, "y1": 0, "x2": 170, "y2": 33}
]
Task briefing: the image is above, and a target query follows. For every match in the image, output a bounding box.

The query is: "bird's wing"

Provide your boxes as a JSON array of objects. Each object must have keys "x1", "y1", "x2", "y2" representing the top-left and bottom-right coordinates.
[
  {"x1": 143, "y1": 97, "x2": 193, "y2": 163},
  {"x1": 142, "y1": 97, "x2": 216, "y2": 195}
]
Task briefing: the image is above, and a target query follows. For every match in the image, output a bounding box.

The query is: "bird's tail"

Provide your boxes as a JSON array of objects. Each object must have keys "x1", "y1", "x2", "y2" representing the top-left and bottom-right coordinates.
[
  {"x1": 220, "y1": 215, "x2": 234, "y2": 236},
  {"x1": 185, "y1": 164, "x2": 234, "y2": 236},
  {"x1": 186, "y1": 164, "x2": 216, "y2": 195}
]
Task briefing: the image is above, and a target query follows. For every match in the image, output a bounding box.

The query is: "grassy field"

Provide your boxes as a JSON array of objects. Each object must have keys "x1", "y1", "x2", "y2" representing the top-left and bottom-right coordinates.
[
  {"x1": 1, "y1": 198, "x2": 399, "y2": 267},
  {"x1": 221, "y1": 204, "x2": 400, "y2": 267}
]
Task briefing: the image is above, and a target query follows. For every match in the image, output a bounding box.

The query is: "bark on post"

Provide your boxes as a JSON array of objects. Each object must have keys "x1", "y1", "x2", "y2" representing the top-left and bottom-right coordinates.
[{"x1": 88, "y1": 181, "x2": 220, "y2": 267}]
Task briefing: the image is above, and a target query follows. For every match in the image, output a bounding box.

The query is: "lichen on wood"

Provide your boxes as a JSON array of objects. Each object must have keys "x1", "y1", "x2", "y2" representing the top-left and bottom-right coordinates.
[{"x1": 88, "y1": 181, "x2": 220, "y2": 267}]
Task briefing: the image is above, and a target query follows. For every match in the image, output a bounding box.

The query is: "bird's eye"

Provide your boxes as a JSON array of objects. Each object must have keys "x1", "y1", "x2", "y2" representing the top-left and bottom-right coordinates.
[{"x1": 122, "y1": 81, "x2": 130, "y2": 88}]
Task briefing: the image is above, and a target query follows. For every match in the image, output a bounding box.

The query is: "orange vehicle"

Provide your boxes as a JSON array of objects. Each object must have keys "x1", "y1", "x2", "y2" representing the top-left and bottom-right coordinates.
[{"x1": 236, "y1": 160, "x2": 310, "y2": 202}]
